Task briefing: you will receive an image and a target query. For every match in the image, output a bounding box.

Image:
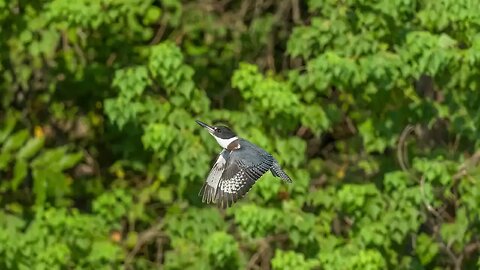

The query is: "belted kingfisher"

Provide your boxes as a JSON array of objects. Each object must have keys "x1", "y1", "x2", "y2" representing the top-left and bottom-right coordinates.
[{"x1": 196, "y1": 120, "x2": 292, "y2": 208}]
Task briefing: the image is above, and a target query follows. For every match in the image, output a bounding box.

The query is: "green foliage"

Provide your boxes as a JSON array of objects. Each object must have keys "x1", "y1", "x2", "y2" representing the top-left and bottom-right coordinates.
[
  {"x1": 272, "y1": 250, "x2": 319, "y2": 270},
  {"x1": 204, "y1": 232, "x2": 241, "y2": 269},
  {"x1": 319, "y1": 247, "x2": 387, "y2": 270},
  {"x1": 0, "y1": 208, "x2": 121, "y2": 269},
  {"x1": 416, "y1": 233, "x2": 439, "y2": 265},
  {"x1": 233, "y1": 204, "x2": 283, "y2": 238},
  {"x1": 1, "y1": 0, "x2": 480, "y2": 269},
  {"x1": 93, "y1": 189, "x2": 133, "y2": 229},
  {"x1": 0, "y1": 116, "x2": 82, "y2": 208}
]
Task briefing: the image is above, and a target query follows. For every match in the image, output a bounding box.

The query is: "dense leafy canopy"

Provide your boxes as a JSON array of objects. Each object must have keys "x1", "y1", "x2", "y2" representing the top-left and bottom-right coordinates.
[{"x1": 1, "y1": 0, "x2": 480, "y2": 269}]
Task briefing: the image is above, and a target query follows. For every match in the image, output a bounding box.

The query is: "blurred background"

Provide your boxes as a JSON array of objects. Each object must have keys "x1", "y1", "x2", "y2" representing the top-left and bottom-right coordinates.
[{"x1": 1, "y1": 0, "x2": 480, "y2": 269}]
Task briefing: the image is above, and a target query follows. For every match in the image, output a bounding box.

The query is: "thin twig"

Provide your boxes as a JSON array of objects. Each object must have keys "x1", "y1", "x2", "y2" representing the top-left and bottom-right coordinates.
[
  {"x1": 397, "y1": 124, "x2": 414, "y2": 174},
  {"x1": 452, "y1": 151, "x2": 480, "y2": 181},
  {"x1": 438, "y1": 240, "x2": 463, "y2": 270},
  {"x1": 246, "y1": 234, "x2": 289, "y2": 270},
  {"x1": 419, "y1": 176, "x2": 443, "y2": 221},
  {"x1": 290, "y1": 0, "x2": 301, "y2": 23},
  {"x1": 150, "y1": 18, "x2": 167, "y2": 45},
  {"x1": 345, "y1": 117, "x2": 357, "y2": 135},
  {"x1": 155, "y1": 237, "x2": 164, "y2": 268},
  {"x1": 246, "y1": 239, "x2": 269, "y2": 270},
  {"x1": 124, "y1": 222, "x2": 165, "y2": 265}
]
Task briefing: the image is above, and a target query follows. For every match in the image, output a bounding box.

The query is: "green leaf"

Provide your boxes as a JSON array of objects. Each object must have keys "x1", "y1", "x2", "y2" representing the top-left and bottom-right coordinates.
[
  {"x1": 0, "y1": 112, "x2": 17, "y2": 143},
  {"x1": 88, "y1": 240, "x2": 121, "y2": 262},
  {"x1": 12, "y1": 159, "x2": 28, "y2": 190},
  {"x1": 57, "y1": 152, "x2": 83, "y2": 170},
  {"x1": 32, "y1": 168, "x2": 48, "y2": 207},
  {"x1": 143, "y1": 6, "x2": 162, "y2": 25},
  {"x1": 416, "y1": 233, "x2": 439, "y2": 265},
  {"x1": 2, "y1": 130, "x2": 29, "y2": 153},
  {"x1": 0, "y1": 152, "x2": 12, "y2": 170},
  {"x1": 32, "y1": 148, "x2": 65, "y2": 168},
  {"x1": 17, "y1": 137, "x2": 45, "y2": 160}
]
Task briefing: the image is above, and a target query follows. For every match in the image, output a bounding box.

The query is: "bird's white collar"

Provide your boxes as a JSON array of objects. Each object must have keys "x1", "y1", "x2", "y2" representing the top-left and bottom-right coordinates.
[{"x1": 212, "y1": 135, "x2": 239, "y2": 149}]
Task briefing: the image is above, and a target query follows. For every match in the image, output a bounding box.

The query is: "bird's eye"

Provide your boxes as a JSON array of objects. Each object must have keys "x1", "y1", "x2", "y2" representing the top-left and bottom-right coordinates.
[{"x1": 217, "y1": 129, "x2": 222, "y2": 133}]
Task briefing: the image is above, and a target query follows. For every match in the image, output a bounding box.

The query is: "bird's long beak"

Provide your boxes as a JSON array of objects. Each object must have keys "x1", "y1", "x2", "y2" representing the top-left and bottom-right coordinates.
[{"x1": 195, "y1": 120, "x2": 215, "y2": 134}]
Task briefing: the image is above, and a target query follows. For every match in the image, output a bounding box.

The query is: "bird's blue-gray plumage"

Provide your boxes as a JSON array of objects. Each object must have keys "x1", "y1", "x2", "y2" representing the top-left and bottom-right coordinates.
[{"x1": 199, "y1": 138, "x2": 292, "y2": 208}]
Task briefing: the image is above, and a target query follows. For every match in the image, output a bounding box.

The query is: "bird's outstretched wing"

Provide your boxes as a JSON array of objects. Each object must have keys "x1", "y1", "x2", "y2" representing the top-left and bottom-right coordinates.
[
  {"x1": 199, "y1": 150, "x2": 228, "y2": 204},
  {"x1": 215, "y1": 150, "x2": 274, "y2": 208},
  {"x1": 270, "y1": 159, "x2": 292, "y2": 183}
]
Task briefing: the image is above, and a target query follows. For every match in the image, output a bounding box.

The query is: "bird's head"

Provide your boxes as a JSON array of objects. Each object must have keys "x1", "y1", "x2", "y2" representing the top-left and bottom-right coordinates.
[{"x1": 196, "y1": 120, "x2": 239, "y2": 149}]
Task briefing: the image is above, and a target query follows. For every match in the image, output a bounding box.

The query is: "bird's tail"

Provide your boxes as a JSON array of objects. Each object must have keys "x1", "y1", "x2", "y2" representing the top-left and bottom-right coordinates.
[{"x1": 270, "y1": 161, "x2": 292, "y2": 183}]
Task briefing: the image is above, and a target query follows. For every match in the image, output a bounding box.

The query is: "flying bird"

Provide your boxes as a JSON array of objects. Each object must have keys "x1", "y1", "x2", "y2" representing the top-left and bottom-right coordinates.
[{"x1": 196, "y1": 120, "x2": 292, "y2": 208}]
